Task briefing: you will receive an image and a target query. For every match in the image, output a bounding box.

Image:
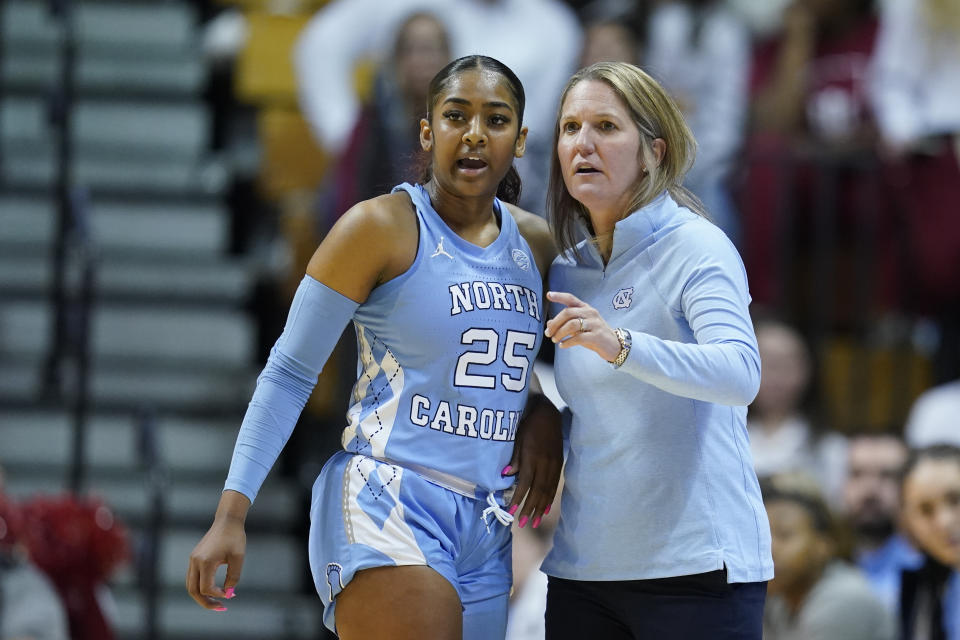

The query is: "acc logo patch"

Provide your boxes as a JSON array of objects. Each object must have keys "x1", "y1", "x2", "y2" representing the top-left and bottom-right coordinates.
[
  {"x1": 512, "y1": 249, "x2": 530, "y2": 271},
  {"x1": 612, "y1": 287, "x2": 634, "y2": 310}
]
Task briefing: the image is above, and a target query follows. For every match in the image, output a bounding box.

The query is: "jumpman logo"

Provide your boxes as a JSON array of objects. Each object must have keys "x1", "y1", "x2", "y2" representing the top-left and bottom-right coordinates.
[{"x1": 431, "y1": 237, "x2": 454, "y2": 260}]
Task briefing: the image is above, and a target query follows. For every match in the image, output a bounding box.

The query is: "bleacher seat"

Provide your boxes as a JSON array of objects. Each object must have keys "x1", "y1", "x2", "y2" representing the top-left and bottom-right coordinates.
[{"x1": 0, "y1": 1, "x2": 326, "y2": 638}]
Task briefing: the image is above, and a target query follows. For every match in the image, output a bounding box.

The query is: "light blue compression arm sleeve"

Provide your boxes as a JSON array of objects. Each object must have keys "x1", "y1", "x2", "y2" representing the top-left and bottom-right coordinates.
[{"x1": 224, "y1": 275, "x2": 360, "y2": 503}]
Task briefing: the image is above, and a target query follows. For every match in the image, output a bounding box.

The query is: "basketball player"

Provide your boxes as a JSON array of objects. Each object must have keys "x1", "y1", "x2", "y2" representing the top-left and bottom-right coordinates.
[{"x1": 185, "y1": 55, "x2": 561, "y2": 640}]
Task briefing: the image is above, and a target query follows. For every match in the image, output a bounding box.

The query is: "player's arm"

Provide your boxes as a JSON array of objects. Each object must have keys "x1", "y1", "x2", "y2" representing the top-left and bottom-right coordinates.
[
  {"x1": 187, "y1": 193, "x2": 417, "y2": 610},
  {"x1": 221, "y1": 191, "x2": 417, "y2": 503},
  {"x1": 503, "y1": 204, "x2": 563, "y2": 528}
]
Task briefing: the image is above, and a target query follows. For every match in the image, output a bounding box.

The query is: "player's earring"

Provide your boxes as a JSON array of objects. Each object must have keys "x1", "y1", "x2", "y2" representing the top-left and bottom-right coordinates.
[{"x1": 642, "y1": 166, "x2": 648, "y2": 174}]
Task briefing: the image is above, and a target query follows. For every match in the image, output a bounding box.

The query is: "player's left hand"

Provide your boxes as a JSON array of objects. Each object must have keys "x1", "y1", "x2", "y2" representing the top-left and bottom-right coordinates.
[
  {"x1": 545, "y1": 291, "x2": 621, "y2": 362},
  {"x1": 504, "y1": 395, "x2": 562, "y2": 529}
]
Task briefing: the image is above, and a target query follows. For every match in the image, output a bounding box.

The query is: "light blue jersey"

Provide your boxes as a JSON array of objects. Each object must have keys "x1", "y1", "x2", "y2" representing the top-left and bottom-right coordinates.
[
  {"x1": 223, "y1": 181, "x2": 544, "y2": 636},
  {"x1": 341, "y1": 182, "x2": 543, "y2": 498},
  {"x1": 542, "y1": 192, "x2": 772, "y2": 584}
]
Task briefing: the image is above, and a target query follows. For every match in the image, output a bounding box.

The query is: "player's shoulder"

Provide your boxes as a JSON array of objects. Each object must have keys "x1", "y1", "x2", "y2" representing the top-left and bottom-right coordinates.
[
  {"x1": 502, "y1": 203, "x2": 556, "y2": 275},
  {"x1": 340, "y1": 191, "x2": 418, "y2": 238},
  {"x1": 503, "y1": 202, "x2": 547, "y2": 234}
]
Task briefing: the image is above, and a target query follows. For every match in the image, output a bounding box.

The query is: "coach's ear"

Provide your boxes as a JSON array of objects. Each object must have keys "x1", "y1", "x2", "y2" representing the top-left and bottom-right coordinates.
[{"x1": 651, "y1": 137, "x2": 665, "y2": 168}]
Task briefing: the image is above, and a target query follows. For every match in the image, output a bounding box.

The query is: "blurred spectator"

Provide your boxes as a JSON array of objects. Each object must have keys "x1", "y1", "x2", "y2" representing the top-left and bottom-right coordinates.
[
  {"x1": 898, "y1": 445, "x2": 960, "y2": 639},
  {"x1": 645, "y1": 0, "x2": 750, "y2": 245},
  {"x1": 738, "y1": 0, "x2": 890, "y2": 311},
  {"x1": 12, "y1": 497, "x2": 129, "y2": 640},
  {"x1": 725, "y1": 0, "x2": 793, "y2": 38},
  {"x1": 762, "y1": 473, "x2": 897, "y2": 640},
  {"x1": 0, "y1": 553, "x2": 71, "y2": 640},
  {"x1": 870, "y1": 0, "x2": 960, "y2": 332},
  {"x1": 326, "y1": 11, "x2": 451, "y2": 221},
  {"x1": 575, "y1": 0, "x2": 647, "y2": 67},
  {"x1": 905, "y1": 379, "x2": 960, "y2": 448},
  {"x1": 579, "y1": 18, "x2": 642, "y2": 67},
  {"x1": 842, "y1": 430, "x2": 921, "y2": 609},
  {"x1": 748, "y1": 0, "x2": 877, "y2": 148},
  {"x1": 0, "y1": 481, "x2": 70, "y2": 640},
  {"x1": 870, "y1": 0, "x2": 960, "y2": 155},
  {"x1": 748, "y1": 318, "x2": 847, "y2": 502},
  {"x1": 0, "y1": 466, "x2": 129, "y2": 640},
  {"x1": 293, "y1": 0, "x2": 582, "y2": 211}
]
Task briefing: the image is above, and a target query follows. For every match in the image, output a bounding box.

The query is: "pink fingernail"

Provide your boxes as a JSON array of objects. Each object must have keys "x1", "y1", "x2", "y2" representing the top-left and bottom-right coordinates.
[
  {"x1": 508, "y1": 504, "x2": 519, "y2": 516},
  {"x1": 532, "y1": 516, "x2": 541, "y2": 529},
  {"x1": 518, "y1": 515, "x2": 528, "y2": 528},
  {"x1": 502, "y1": 465, "x2": 512, "y2": 475},
  {"x1": 544, "y1": 504, "x2": 552, "y2": 515},
  {"x1": 225, "y1": 587, "x2": 235, "y2": 599},
  {"x1": 214, "y1": 606, "x2": 227, "y2": 612}
]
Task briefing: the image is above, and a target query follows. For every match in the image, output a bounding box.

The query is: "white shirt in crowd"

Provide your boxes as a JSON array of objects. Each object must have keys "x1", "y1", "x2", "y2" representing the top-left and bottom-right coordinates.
[
  {"x1": 869, "y1": 0, "x2": 960, "y2": 146},
  {"x1": 293, "y1": 0, "x2": 582, "y2": 155},
  {"x1": 905, "y1": 380, "x2": 960, "y2": 448}
]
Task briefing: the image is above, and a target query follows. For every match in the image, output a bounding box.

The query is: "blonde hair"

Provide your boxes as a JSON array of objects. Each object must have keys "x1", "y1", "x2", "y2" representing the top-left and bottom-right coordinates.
[{"x1": 547, "y1": 61, "x2": 707, "y2": 257}]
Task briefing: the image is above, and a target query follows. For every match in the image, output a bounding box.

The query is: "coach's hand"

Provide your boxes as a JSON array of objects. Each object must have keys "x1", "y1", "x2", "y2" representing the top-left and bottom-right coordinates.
[
  {"x1": 545, "y1": 291, "x2": 621, "y2": 362},
  {"x1": 186, "y1": 490, "x2": 249, "y2": 611},
  {"x1": 504, "y1": 394, "x2": 562, "y2": 529}
]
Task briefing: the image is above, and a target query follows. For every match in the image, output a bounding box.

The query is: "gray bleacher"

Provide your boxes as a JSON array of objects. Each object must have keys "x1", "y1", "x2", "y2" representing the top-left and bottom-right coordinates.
[{"x1": 0, "y1": 1, "x2": 324, "y2": 637}]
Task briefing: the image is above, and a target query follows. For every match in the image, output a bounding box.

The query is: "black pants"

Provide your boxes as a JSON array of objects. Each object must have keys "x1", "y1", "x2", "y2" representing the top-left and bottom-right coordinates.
[{"x1": 544, "y1": 570, "x2": 766, "y2": 640}]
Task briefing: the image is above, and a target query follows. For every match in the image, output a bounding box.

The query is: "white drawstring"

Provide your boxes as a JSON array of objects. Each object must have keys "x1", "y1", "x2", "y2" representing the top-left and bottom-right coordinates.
[{"x1": 481, "y1": 492, "x2": 515, "y2": 532}]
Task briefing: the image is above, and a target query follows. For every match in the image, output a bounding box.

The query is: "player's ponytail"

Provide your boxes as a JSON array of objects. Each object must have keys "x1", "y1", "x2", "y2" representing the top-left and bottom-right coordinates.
[{"x1": 496, "y1": 165, "x2": 522, "y2": 205}]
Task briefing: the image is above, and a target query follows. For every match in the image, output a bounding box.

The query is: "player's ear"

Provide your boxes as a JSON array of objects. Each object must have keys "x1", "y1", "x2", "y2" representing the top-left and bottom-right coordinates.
[
  {"x1": 514, "y1": 126, "x2": 528, "y2": 158},
  {"x1": 420, "y1": 118, "x2": 432, "y2": 152}
]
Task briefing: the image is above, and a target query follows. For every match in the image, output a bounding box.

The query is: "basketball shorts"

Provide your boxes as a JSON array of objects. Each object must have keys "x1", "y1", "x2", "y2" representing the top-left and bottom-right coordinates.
[{"x1": 308, "y1": 451, "x2": 513, "y2": 638}]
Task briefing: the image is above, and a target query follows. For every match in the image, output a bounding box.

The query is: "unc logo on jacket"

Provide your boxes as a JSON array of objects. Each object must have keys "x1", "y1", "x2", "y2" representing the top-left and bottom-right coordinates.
[{"x1": 340, "y1": 182, "x2": 543, "y2": 493}]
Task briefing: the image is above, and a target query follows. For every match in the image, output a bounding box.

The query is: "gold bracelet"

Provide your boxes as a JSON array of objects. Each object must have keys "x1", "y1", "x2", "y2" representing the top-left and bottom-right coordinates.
[{"x1": 612, "y1": 328, "x2": 631, "y2": 368}]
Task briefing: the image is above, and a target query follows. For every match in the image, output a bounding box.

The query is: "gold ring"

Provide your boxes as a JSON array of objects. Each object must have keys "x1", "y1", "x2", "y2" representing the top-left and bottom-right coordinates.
[{"x1": 578, "y1": 317, "x2": 586, "y2": 333}]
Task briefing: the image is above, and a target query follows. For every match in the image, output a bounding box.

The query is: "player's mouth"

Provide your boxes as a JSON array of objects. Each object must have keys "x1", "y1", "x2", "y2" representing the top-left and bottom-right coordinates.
[{"x1": 457, "y1": 157, "x2": 488, "y2": 174}]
